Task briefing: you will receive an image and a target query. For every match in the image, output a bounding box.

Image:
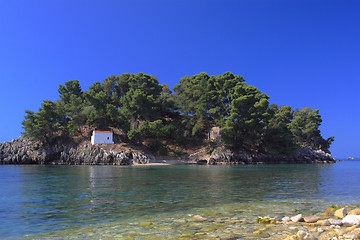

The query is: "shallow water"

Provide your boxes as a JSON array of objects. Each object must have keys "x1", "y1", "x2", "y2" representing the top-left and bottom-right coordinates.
[{"x1": 1, "y1": 160, "x2": 359, "y2": 239}]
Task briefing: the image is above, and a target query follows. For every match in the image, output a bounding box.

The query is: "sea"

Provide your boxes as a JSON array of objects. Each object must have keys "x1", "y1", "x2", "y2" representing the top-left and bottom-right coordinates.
[{"x1": 0, "y1": 159, "x2": 359, "y2": 239}]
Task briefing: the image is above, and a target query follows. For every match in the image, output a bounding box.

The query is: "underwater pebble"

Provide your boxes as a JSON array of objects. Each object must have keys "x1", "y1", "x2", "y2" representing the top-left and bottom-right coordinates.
[
  {"x1": 330, "y1": 219, "x2": 343, "y2": 225},
  {"x1": 342, "y1": 215, "x2": 360, "y2": 226},
  {"x1": 334, "y1": 208, "x2": 347, "y2": 219},
  {"x1": 304, "y1": 216, "x2": 320, "y2": 223},
  {"x1": 282, "y1": 216, "x2": 291, "y2": 222},
  {"x1": 193, "y1": 215, "x2": 207, "y2": 221},
  {"x1": 349, "y1": 208, "x2": 360, "y2": 215},
  {"x1": 291, "y1": 214, "x2": 303, "y2": 223}
]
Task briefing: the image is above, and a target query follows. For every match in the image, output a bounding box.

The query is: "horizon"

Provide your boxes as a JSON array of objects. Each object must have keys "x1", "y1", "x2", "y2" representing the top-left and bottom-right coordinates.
[{"x1": 1, "y1": 0, "x2": 359, "y2": 159}]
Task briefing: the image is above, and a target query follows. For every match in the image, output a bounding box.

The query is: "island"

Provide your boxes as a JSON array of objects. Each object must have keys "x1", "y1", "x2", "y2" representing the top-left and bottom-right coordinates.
[{"x1": 0, "y1": 72, "x2": 335, "y2": 165}]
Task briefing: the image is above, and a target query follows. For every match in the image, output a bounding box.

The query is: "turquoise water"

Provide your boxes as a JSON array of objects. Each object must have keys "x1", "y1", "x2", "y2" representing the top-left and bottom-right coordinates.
[{"x1": 1, "y1": 160, "x2": 359, "y2": 239}]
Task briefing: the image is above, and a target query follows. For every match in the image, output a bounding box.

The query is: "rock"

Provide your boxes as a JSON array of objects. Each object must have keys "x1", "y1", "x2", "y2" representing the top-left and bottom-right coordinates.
[
  {"x1": 345, "y1": 225, "x2": 358, "y2": 233},
  {"x1": 284, "y1": 235, "x2": 298, "y2": 240},
  {"x1": 334, "y1": 228, "x2": 345, "y2": 236},
  {"x1": 138, "y1": 221, "x2": 153, "y2": 226},
  {"x1": 274, "y1": 215, "x2": 284, "y2": 221},
  {"x1": 252, "y1": 229, "x2": 270, "y2": 238},
  {"x1": 282, "y1": 217, "x2": 291, "y2": 222},
  {"x1": 317, "y1": 227, "x2": 324, "y2": 233},
  {"x1": 334, "y1": 208, "x2": 347, "y2": 218},
  {"x1": 0, "y1": 135, "x2": 155, "y2": 165},
  {"x1": 193, "y1": 215, "x2": 207, "y2": 222},
  {"x1": 351, "y1": 228, "x2": 360, "y2": 238},
  {"x1": 196, "y1": 160, "x2": 207, "y2": 165},
  {"x1": 256, "y1": 216, "x2": 277, "y2": 224},
  {"x1": 330, "y1": 219, "x2": 343, "y2": 225},
  {"x1": 342, "y1": 215, "x2": 360, "y2": 225},
  {"x1": 317, "y1": 220, "x2": 330, "y2": 226},
  {"x1": 343, "y1": 233, "x2": 356, "y2": 239},
  {"x1": 304, "y1": 216, "x2": 320, "y2": 223},
  {"x1": 291, "y1": 214, "x2": 303, "y2": 223},
  {"x1": 349, "y1": 208, "x2": 360, "y2": 215},
  {"x1": 297, "y1": 230, "x2": 316, "y2": 240}
]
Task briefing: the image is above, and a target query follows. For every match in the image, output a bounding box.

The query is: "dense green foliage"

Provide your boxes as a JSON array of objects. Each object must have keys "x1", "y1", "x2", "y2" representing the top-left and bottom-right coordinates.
[{"x1": 22, "y1": 72, "x2": 334, "y2": 154}]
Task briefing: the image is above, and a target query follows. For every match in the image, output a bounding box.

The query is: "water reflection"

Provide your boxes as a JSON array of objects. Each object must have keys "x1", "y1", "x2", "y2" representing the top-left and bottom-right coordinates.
[{"x1": 0, "y1": 161, "x2": 359, "y2": 238}]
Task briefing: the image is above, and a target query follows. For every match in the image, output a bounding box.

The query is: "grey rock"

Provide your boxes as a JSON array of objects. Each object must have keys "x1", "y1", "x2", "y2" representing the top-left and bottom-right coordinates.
[
  {"x1": 297, "y1": 230, "x2": 316, "y2": 240},
  {"x1": 291, "y1": 214, "x2": 303, "y2": 223},
  {"x1": 334, "y1": 208, "x2": 347, "y2": 218},
  {"x1": 342, "y1": 215, "x2": 360, "y2": 225},
  {"x1": 304, "y1": 216, "x2": 320, "y2": 223},
  {"x1": 274, "y1": 215, "x2": 284, "y2": 221},
  {"x1": 0, "y1": 136, "x2": 154, "y2": 165},
  {"x1": 282, "y1": 216, "x2": 291, "y2": 222},
  {"x1": 329, "y1": 219, "x2": 343, "y2": 225},
  {"x1": 343, "y1": 233, "x2": 356, "y2": 239}
]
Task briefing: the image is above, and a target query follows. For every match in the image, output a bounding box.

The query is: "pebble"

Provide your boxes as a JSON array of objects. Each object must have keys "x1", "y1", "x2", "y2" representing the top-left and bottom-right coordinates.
[
  {"x1": 342, "y1": 215, "x2": 360, "y2": 226},
  {"x1": 304, "y1": 216, "x2": 320, "y2": 223},
  {"x1": 334, "y1": 228, "x2": 345, "y2": 236},
  {"x1": 291, "y1": 214, "x2": 303, "y2": 223},
  {"x1": 252, "y1": 228, "x2": 270, "y2": 238},
  {"x1": 330, "y1": 219, "x2": 343, "y2": 225},
  {"x1": 193, "y1": 215, "x2": 207, "y2": 221},
  {"x1": 334, "y1": 208, "x2": 347, "y2": 218},
  {"x1": 282, "y1": 216, "x2": 291, "y2": 222},
  {"x1": 345, "y1": 225, "x2": 357, "y2": 233},
  {"x1": 297, "y1": 230, "x2": 316, "y2": 240},
  {"x1": 349, "y1": 208, "x2": 360, "y2": 215},
  {"x1": 343, "y1": 233, "x2": 356, "y2": 239},
  {"x1": 317, "y1": 220, "x2": 331, "y2": 226}
]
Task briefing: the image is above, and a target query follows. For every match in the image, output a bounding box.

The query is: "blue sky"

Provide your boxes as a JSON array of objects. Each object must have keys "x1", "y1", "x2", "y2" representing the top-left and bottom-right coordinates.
[{"x1": 0, "y1": 0, "x2": 359, "y2": 159}]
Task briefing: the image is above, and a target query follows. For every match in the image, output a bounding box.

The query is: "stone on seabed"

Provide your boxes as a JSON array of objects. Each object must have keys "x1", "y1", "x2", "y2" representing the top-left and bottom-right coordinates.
[
  {"x1": 345, "y1": 225, "x2": 357, "y2": 233},
  {"x1": 291, "y1": 214, "x2": 303, "y2": 223},
  {"x1": 304, "y1": 216, "x2": 320, "y2": 223},
  {"x1": 274, "y1": 215, "x2": 284, "y2": 221},
  {"x1": 330, "y1": 219, "x2": 343, "y2": 225},
  {"x1": 296, "y1": 230, "x2": 316, "y2": 240},
  {"x1": 284, "y1": 235, "x2": 298, "y2": 240},
  {"x1": 192, "y1": 215, "x2": 207, "y2": 221},
  {"x1": 334, "y1": 208, "x2": 347, "y2": 218},
  {"x1": 349, "y1": 208, "x2": 360, "y2": 215},
  {"x1": 256, "y1": 216, "x2": 277, "y2": 224},
  {"x1": 342, "y1": 215, "x2": 360, "y2": 225},
  {"x1": 252, "y1": 228, "x2": 270, "y2": 238},
  {"x1": 282, "y1": 217, "x2": 291, "y2": 222},
  {"x1": 317, "y1": 219, "x2": 330, "y2": 226},
  {"x1": 352, "y1": 228, "x2": 360, "y2": 238}
]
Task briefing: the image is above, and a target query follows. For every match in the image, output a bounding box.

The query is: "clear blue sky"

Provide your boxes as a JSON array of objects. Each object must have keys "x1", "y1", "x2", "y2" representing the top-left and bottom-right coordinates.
[{"x1": 0, "y1": 0, "x2": 359, "y2": 159}]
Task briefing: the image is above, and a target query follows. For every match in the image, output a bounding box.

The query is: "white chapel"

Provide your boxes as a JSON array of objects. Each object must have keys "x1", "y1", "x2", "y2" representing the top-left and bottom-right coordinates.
[{"x1": 91, "y1": 130, "x2": 114, "y2": 145}]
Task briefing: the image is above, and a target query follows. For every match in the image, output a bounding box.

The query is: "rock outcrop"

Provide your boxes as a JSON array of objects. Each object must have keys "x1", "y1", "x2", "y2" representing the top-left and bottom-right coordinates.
[
  {"x1": 0, "y1": 136, "x2": 335, "y2": 165},
  {"x1": 207, "y1": 146, "x2": 335, "y2": 165},
  {"x1": 0, "y1": 136, "x2": 154, "y2": 165}
]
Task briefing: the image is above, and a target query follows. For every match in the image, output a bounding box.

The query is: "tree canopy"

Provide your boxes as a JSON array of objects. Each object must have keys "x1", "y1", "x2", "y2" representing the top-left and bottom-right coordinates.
[{"x1": 22, "y1": 72, "x2": 334, "y2": 154}]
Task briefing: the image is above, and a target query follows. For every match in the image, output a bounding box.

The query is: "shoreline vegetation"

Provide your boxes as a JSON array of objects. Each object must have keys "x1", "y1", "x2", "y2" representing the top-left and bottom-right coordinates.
[{"x1": 1, "y1": 72, "x2": 335, "y2": 165}]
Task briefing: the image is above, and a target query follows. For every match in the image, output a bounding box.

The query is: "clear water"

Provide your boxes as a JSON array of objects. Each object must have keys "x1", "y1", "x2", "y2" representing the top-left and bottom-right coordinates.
[{"x1": 1, "y1": 160, "x2": 359, "y2": 239}]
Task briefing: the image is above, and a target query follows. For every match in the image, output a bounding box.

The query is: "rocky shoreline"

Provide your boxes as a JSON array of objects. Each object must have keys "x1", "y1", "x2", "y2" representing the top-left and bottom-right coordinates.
[
  {"x1": 0, "y1": 136, "x2": 335, "y2": 165},
  {"x1": 253, "y1": 205, "x2": 360, "y2": 240},
  {"x1": 0, "y1": 136, "x2": 153, "y2": 165}
]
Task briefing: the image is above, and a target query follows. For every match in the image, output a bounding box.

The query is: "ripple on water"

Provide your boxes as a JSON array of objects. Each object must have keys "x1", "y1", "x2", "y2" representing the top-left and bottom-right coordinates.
[
  {"x1": 23, "y1": 200, "x2": 349, "y2": 240},
  {"x1": 2, "y1": 162, "x2": 360, "y2": 239}
]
